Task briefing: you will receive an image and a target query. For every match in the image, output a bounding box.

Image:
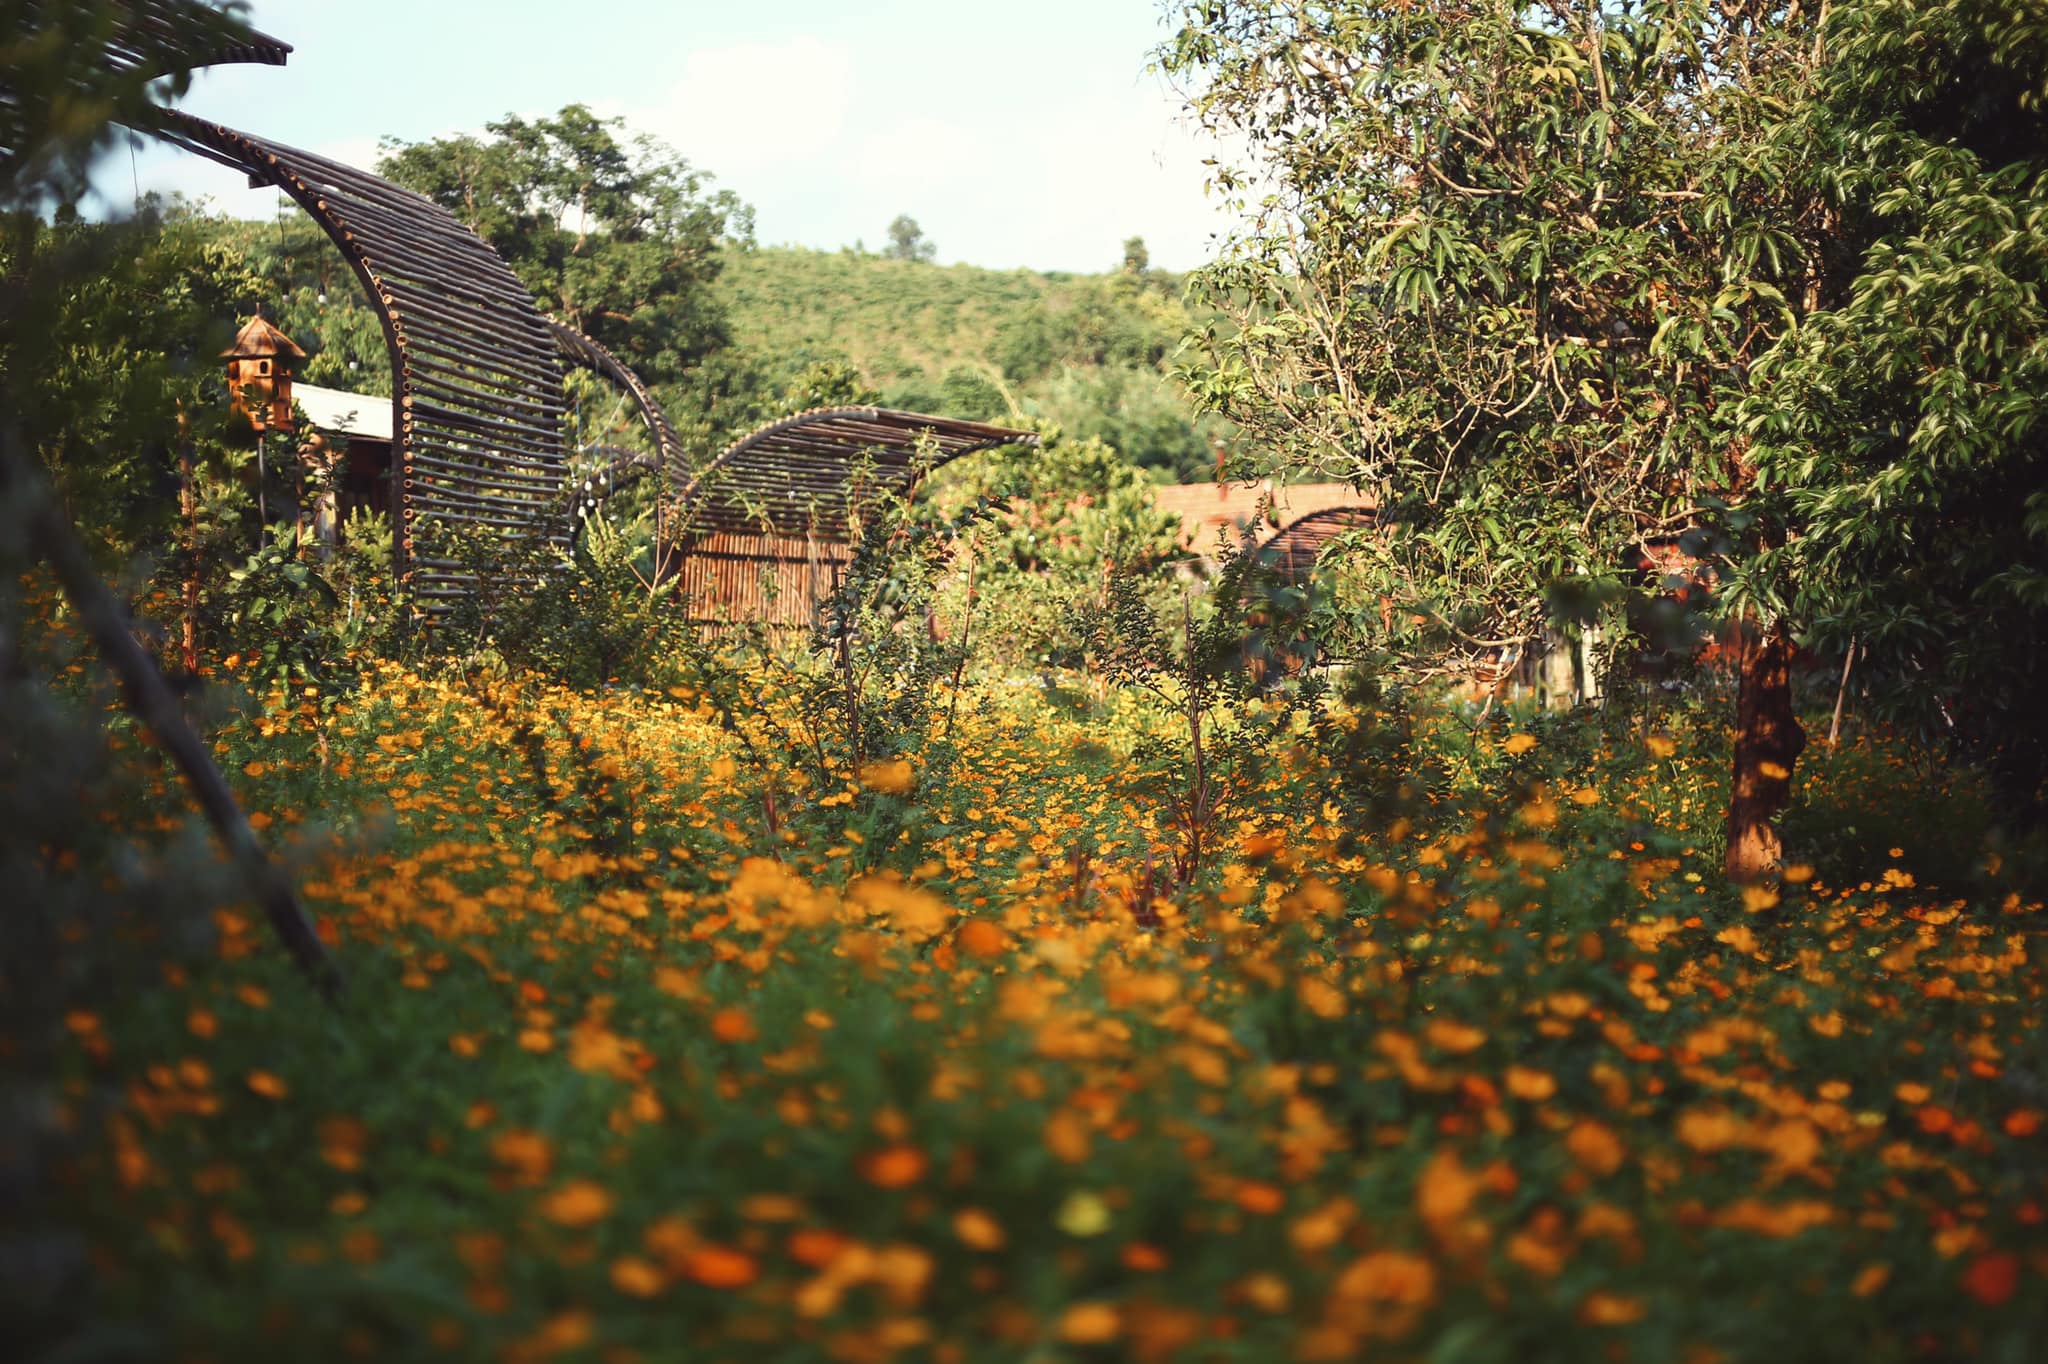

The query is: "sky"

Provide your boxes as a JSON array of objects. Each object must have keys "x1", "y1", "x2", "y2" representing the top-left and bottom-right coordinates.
[{"x1": 95, "y1": 0, "x2": 1242, "y2": 274}]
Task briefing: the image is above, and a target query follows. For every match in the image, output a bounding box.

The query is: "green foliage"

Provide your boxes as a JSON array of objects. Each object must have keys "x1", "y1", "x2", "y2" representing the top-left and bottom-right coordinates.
[
  {"x1": 434, "y1": 517, "x2": 691, "y2": 694},
  {"x1": 0, "y1": 210, "x2": 258, "y2": 547},
  {"x1": 193, "y1": 209, "x2": 393, "y2": 394},
  {"x1": 1160, "y1": 0, "x2": 1822, "y2": 678},
  {"x1": 884, "y1": 212, "x2": 937, "y2": 263},
  {"x1": 378, "y1": 104, "x2": 752, "y2": 398},
  {"x1": 670, "y1": 488, "x2": 1010, "y2": 874},
  {"x1": 0, "y1": 0, "x2": 254, "y2": 208},
  {"x1": 715, "y1": 245, "x2": 1224, "y2": 474},
  {"x1": 219, "y1": 515, "x2": 402, "y2": 705},
  {"x1": 1076, "y1": 540, "x2": 1329, "y2": 881},
  {"x1": 1026, "y1": 363, "x2": 1215, "y2": 480},
  {"x1": 924, "y1": 423, "x2": 1185, "y2": 671},
  {"x1": 1732, "y1": 0, "x2": 2048, "y2": 808}
]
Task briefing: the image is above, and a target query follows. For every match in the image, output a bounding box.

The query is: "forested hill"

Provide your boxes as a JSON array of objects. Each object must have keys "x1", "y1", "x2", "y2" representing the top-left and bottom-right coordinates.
[{"x1": 717, "y1": 244, "x2": 1224, "y2": 481}]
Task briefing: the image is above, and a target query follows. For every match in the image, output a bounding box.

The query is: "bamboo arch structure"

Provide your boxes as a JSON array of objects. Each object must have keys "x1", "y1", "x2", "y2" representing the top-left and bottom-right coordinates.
[
  {"x1": 548, "y1": 319, "x2": 687, "y2": 576},
  {"x1": 679, "y1": 407, "x2": 1037, "y2": 539},
  {"x1": 672, "y1": 407, "x2": 1037, "y2": 627},
  {"x1": 144, "y1": 108, "x2": 572, "y2": 614},
  {"x1": 115, "y1": 5, "x2": 1041, "y2": 626}
]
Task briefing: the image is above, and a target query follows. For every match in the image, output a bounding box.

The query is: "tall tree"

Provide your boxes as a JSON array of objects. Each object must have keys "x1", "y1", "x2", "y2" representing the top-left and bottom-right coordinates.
[
  {"x1": 378, "y1": 105, "x2": 752, "y2": 396},
  {"x1": 1733, "y1": 0, "x2": 2048, "y2": 815},
  {"x1": 1160, "y1": 0, "x2": 1830, "y2": 877},
  {"x1": 885, "y1": 213, "x2": 937, "y2": 263}
]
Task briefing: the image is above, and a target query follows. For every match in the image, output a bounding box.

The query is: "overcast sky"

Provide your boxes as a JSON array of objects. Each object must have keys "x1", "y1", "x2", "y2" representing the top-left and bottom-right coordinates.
[{"x1": 94, "y1": 0, "x2": 1240, "y2": 274}]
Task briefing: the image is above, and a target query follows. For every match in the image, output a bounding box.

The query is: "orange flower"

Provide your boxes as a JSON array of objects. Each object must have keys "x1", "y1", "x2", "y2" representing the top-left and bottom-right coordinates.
[
  {"x1": 682, "y1": 1244, "x2": 760, "y2": 1289},
  {"x1": 1961, "y1": 1252, "x2": 2020, "y2": 1307},
  {"x1": 710, "y1": 1008, "x2": 757, "y2": 1044},
  {"x1": 857, "y1": 1144, "x2": 927, "y2": 1189},
  {"x1": 1044, "y1": 1109, "x2": 1092, "y2": 1164},
  {"x1": 1423, "y1": 1018, "x2": 1485, "y2": 1054},
  {"x1": 318, "y1": 1116, "x2": 369, "y2": 1172},
  {"x1": 489, "y1": 1128, "x2": 553, "y2": 1187},
  {"x1": 1578, "y1": 1291, "x2": 1646, "y2": 1325},
  {"x1": 858, "y1": 758, "x2": 915, "y2": 795},
  {"x1": 1504, "y1": 1066, "x2": 1556, "y2": 1101},
  {"x1": 1240, "y1": 831, "x2": 1285, "y2": 860},
  {"x1": 1297, "y1": 976, "x2": 1348, "y2": 1019},
  {"x1": 953, "y1": 1207, "x2": 1006, "y2": 1251},
  {"x1": 1331, "y1": 1250, "x2": 1436, "y2": 1308},
  {"x1": 1057, "y1": 1302, "x2": 1121, "y2": 1344},
  {"x1": 610, "y1": 1255, "x2": 667, "y2": 1297},
  {"x1": 540, "y1": 1179, "x2": 614, "y2": 1228},
  {"x1": 1121, "y1": 1242, "x2": 1168, "y2": 1271},
  {"x1": 1234, "y1": 1181, "x2": 1286, "y2": 1215},
  {"x1": 1565, "y1": 1120, "x2": 1625, "y2": 1177},
  {"x1": 1417, "y1": 1151, "x2": 1477, "y2": 1222},
  {"x1": 245, "y1": 1070, "x2": 289, "y2": 1100},
  {"x1": 787, "y1": 1227, "x2": 852, "y2": 1268},
  {"x1": 955, "y1": 918, "x2": 1009, "y2": 960}
]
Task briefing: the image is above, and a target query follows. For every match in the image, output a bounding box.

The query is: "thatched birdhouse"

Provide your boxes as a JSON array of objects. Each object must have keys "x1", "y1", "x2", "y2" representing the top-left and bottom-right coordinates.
[{"x1": 222, "y1": 312, "x2": 306, "y2": 433}]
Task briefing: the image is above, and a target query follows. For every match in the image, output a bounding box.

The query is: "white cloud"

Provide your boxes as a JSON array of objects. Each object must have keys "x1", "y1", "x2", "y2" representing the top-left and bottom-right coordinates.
[{"x1": 634, "y1": 35, "x2": 856, "y2": 177}]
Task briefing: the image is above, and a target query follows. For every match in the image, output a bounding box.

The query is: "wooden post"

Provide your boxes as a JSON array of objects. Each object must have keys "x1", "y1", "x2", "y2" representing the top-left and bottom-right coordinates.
[{"x1": 1827, "y1": 635, "x2": 1857, "y2": 748}]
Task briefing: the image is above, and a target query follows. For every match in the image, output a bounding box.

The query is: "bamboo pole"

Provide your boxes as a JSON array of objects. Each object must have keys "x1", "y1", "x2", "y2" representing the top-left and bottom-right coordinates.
[{"x1": 1828, "y1": 635, "x2": 1857, "y2": 748}]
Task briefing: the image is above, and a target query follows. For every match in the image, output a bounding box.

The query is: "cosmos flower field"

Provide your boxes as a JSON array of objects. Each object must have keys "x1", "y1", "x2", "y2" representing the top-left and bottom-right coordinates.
[{"x1": 25, "y1": 661, "x2": 2048, "y2": 1361}]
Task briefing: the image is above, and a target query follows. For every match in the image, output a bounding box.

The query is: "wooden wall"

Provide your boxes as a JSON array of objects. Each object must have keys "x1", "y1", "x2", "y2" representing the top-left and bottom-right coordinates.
[{"x1": 677, "y1": 531, "x2": 851, "y2": 633}]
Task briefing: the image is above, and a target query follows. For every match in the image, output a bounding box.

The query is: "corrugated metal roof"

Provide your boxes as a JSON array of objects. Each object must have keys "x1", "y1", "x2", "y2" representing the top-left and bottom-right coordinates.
[{"x1": 293, "y1": 384, "x2": 393, "y2": 440}]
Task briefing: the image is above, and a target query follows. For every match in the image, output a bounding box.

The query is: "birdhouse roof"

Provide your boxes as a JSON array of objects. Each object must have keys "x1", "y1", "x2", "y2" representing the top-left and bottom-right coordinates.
[{"x1": 221, "y1": 313, "x2": 307, "y2": 360}]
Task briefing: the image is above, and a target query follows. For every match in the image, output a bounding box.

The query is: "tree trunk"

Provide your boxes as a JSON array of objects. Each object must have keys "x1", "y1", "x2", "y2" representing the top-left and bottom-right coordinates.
[
  {"x1": 1724, "y1": 621, "x2": 1805, "y2": 882},
  {"x1": 1537, "y1": 627, "x2": 1576, "y2": 709}
]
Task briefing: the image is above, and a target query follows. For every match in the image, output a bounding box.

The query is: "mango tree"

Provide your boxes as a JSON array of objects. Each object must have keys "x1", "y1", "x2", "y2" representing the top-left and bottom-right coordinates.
[{"x1": 1158, "y1": 0, "x2": 1835, "y2": 878}]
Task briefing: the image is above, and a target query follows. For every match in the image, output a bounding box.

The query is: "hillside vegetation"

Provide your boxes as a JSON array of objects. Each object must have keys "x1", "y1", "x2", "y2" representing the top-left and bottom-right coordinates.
[{"x1": 718, "y1": 245, "x2": 1224, "y2": 480}]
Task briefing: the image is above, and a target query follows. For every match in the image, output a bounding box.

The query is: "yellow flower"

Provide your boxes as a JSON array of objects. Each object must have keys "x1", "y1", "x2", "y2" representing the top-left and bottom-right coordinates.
[
  {"x1": 858, "y1": 758, "x2": 915, "y2": 796},
  {"x1": 1502, "y1": 733, "x2": 1538, "y2": 756},
  {"x1": 1055, "y1": 1190, "x2": 1112, "y2": 1237}
]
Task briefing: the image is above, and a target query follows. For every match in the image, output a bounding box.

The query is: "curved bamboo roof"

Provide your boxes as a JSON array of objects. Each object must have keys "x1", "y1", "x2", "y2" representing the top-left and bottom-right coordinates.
[
  {"x1": 677, "y1": 407, "x2": 1038, "y2": 539},
  {"x1": 146, "y1": 110, "x2": 571, "y2": 609},
  {"x1": 91, "y1": 0, "x2": 293, "y2": 79}
]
